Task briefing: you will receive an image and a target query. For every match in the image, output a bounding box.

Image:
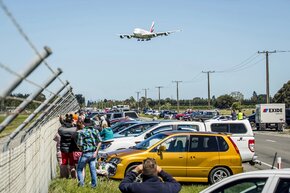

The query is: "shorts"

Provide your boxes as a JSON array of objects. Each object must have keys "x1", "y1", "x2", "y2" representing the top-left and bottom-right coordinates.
[{"x1": 61, "y1": 152, "x2": 75, "y2": 166}]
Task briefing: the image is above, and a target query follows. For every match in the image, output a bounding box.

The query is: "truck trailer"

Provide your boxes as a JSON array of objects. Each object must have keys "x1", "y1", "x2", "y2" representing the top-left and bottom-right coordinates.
[{"x1": 255, "y1": 103, "x2": 286, "y2": 131}]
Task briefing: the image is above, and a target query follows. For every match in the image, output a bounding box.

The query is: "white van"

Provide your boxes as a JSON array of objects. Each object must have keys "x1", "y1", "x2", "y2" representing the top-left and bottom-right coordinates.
[{"x1": 204, "y1": 119, "x2": 256, "y2": 164}]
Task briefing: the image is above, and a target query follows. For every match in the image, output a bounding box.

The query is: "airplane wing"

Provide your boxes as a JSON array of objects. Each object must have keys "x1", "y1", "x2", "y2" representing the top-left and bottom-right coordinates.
[
  {"x1": 118, "y1": 34, "x2": 134, "y2": 39},
  {"x1": 155, "y1": 29, "x2": 182, "y2": 37}
]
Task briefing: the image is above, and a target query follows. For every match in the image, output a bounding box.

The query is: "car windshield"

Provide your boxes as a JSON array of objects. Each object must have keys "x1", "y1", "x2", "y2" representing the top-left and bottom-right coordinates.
[{"x1": 133, "y1": 133, "x2": 168, "y2": 150}]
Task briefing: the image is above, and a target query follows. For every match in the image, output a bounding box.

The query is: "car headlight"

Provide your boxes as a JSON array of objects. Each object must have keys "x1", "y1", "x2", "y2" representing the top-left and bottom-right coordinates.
[{"x1": 109, "y1": 157, "x2": 122, "y2": 165}]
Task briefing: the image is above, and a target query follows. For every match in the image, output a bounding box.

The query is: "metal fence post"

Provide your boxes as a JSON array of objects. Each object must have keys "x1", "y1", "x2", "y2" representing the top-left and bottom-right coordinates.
[
  {"x1": 0, "y1": 46, "x2": 52, "y2": 99},
  {"x1": 2, "y1": 81, "x2": 69, "y2": 151},
  {"x1": 0, "y1": 68, "x2": 62, "y2": 133},
  {"x1": 20, "y1": 87, "x2": 73, "y2": 142}
]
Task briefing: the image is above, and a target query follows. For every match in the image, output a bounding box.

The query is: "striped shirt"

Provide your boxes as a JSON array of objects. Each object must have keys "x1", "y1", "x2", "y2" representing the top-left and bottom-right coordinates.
[{"x1": 77, "y1": 126, "x2": 101, "y2": 152}]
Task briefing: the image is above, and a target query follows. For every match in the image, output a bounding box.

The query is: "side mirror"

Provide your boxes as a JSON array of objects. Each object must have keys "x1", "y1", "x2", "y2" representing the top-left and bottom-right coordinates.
[
  {"x1": 158, "y1": 145, "x2": 166, "y2": 158},
  {"x1": 158, "y1": 145, "x2": 166, "y2": 152}
]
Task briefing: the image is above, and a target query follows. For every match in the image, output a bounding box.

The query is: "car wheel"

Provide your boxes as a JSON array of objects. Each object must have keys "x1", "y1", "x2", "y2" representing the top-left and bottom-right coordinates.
[
  {"x1": 126, "y1": 164, "x2": 142, "y2": 182},
  {"x1": 209, "y1": 167, "x2": 231, "y2": 184}
]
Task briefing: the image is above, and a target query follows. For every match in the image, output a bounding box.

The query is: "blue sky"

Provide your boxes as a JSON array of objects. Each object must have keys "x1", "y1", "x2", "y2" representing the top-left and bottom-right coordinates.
[{"x1": 1, "y1": 0, "x2": 289, "y2": 102}]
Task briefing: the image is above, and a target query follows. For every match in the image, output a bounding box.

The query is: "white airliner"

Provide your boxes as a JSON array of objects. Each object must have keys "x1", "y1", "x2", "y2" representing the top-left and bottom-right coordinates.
[{"x1": 118, "y1": 21, "x2": 181, "y2": 41}]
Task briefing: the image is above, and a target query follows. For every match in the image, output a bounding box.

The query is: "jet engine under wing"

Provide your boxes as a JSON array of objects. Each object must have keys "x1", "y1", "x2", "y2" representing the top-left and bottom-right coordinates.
[{"x1": 119, "y1": 34, "x2": 133, "y2": 39}]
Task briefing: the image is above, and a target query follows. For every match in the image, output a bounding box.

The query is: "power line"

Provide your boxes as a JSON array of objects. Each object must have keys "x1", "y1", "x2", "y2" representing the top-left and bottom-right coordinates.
[{"x1": 216, "y1": 53, "x2": 262, "y2": 73}]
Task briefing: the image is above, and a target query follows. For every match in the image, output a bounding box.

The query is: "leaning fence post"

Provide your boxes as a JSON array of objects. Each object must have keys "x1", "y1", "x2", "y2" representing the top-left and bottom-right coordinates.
[
  {"x1": 0, "y1": 46, "x2": 52, "y2": 99},
  {"x1": 2, "y1": 81, "x2": 69, "y2": 152},
  {"x1": 20, "y1": 87, "x2": 73, "y2": 142},
  {"x1": 0, "y1": 68, "x2": 62, "y2": 134}
]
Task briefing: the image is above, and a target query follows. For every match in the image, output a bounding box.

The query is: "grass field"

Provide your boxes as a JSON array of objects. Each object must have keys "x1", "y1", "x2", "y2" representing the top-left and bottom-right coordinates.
[
  {"x1": 49, "y1": 175, "x2": 208, "y2": 193},
  {"x1": 0, "y1": 114, "x2": 29, "y2": 138}
]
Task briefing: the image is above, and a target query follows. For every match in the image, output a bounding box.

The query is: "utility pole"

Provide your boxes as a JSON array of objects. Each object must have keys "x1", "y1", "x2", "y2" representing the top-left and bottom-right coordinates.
[
  {"x1": 156, "y1": 86, "x2": 163, "y2": 111},
  {"x1": 136, "y1": 91, "x2": 140, "y2": 111},
  {"x1": 172, "y1": 81, "x2": 182, "y2": 113},
  {"x1": 142, "y1": 88, "x2": 149, "y2": 109},
  {"x1": 258, "y1": 50, "x2": 277, "y2": 104},
  {"x1": 202, "y1": 71, "x2": 215, "y2": 109}
]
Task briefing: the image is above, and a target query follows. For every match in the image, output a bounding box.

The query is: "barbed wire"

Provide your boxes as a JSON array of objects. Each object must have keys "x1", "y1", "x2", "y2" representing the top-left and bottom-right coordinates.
[
  {"x1": 0, "y1": 0, "x2": 66, "y2": 87},
  {"x1": 0, "y1": 62, "x2": 56, "y2": 96}
]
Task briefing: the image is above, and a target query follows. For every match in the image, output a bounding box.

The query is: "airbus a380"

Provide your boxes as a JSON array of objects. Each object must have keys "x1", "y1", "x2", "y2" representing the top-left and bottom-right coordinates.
[{"x1": 118, "y1": 21, "x2": 181, "y2": 41}]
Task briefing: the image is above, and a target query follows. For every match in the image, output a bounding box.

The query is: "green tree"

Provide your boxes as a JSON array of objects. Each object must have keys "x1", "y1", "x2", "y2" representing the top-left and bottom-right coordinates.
[
  {"x1": 214, "y1": 94, "x2": 235, "y2": 109},
  {"x1": 273, "y1": 80, "x2": 290, "y2": 108},
  {"x1": 75, "y1": 94, "x2": 85, "y2": 107}
]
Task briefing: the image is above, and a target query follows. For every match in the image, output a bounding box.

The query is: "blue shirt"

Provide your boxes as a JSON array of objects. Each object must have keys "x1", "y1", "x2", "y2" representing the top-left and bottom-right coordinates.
[{"x1": 99, "y1": 127, "x2": 114, "y2": 141}]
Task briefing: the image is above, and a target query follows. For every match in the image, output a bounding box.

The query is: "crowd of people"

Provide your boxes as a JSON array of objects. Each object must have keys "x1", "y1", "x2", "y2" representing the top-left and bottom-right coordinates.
[
  {"x1": 53, "y1": 111, "x2": 181, "y2": 192},
  {"x1": 54, "y1": 111, "x2": 113, "y2": 188}
]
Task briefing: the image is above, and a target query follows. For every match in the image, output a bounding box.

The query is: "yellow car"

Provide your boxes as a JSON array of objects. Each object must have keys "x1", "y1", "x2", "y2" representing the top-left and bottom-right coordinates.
[{"x1": 103, "y1": 131, "x2": 243, "y2": 184}]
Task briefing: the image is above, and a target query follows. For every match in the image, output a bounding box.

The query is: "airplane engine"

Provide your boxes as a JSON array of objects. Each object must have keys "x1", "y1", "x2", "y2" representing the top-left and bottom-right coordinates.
[
  {"x1": 153, "y1": 34, "x2": 157, "y2": 37},
  {"x1": 120, "y1": 35, "x2": 124, "y2": 39},
  {"x1": 165, "y1": 32, "x2": 169, "y2": 36},
  {"x1": 127, "y1": 36, "x2": 132, "y2": 39}
]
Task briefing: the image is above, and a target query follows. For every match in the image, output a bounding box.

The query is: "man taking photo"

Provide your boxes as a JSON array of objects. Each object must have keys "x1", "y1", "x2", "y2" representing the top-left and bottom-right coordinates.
[{"x1": 119, "y1": 158, "x2": 181, "y2": 193}]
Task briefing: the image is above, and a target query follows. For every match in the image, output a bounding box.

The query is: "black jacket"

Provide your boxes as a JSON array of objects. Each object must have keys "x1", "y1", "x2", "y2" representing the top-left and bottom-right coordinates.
[
  {"x1": 119, "y1": 170, "x2": 181, "y2": 193},
  {"x1": 58, "y1": 126, "x2": 77, "y2": 153}
]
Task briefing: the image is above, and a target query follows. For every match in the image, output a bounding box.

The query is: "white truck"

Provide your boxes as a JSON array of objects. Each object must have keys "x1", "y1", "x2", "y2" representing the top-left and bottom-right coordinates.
[{"x1": 255, "y1": 103, "x2": 286, "y2": 131}]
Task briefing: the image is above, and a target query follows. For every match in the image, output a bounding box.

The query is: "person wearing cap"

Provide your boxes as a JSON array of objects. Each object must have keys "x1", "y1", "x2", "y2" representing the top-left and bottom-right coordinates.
[
  {"x1": 119, "y1": 158, "x2": 181, "y2": 193},
  {"x1": 76, "y1": 117, "x2": 102, "y2": 188}
]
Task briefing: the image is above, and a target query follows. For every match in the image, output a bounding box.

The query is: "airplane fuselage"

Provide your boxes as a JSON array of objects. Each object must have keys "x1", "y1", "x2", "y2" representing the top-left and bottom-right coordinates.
[{"x1": 133, "y1": 28, "x2": 154, "y2": 38}]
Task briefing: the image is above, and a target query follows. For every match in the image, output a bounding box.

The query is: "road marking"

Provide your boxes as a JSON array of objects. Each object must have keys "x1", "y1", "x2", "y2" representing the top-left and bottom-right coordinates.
[
  {"x1": 259, "y1": 160, "x2": 278, "y2": 169},
  {"x1": 266, "y1": 139, "x2": 276, "y2": 143}
]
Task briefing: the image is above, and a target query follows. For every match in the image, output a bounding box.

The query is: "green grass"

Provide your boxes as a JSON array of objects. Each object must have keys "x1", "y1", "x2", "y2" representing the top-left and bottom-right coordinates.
[
  {"x1": 48, "y1": 175, "x2": 208, "y2": 193},
  {"x1": 0, "y1": 114, "x2": 29, "y2": 138}
]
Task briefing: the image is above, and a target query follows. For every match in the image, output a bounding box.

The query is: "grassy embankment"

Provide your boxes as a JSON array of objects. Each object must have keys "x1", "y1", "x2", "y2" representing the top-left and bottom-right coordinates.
[{"x1": 49, "y1": 173, "x2": 208, "y2": 193}]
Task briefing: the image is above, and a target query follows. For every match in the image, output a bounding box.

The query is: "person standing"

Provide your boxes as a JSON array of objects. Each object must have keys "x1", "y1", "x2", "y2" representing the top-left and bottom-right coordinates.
[
  {"x1": 58, "y1": 118, "x2": 77, "y2": 178},
  {"x1": 237, "y1": 110, "x2": 244, "y2": 120},
  {"x1": 100, "y1": 122, "x2": 114, "y2": 141},
  {"x1": 119, "y1": 158, "x2": 181, "y2": 193},
  {"x1": 231, "y1": 110, "x2": 237, "y2": 120},
  {"x1": 76, "y1": 117, "x2": 102, "y2": 188}
]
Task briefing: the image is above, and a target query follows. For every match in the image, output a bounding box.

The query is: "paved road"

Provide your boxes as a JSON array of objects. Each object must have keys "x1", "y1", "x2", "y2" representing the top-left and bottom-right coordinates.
[{"x1": 253, "y1": 130, "x2": 290, "y2": 170}]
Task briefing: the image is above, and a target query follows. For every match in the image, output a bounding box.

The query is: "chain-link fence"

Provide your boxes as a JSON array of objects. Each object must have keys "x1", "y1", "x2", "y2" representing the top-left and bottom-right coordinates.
[{"x1": 0, "y1": 2, "x2": 81, "y2": 191}]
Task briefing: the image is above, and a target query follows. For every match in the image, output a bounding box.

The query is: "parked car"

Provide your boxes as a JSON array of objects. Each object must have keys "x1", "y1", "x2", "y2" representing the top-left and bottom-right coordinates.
[
  {"x1": 210, "y1": 115, "x2": 232, "y2": 121},
  {"x1": 200, "y1": 168, "x2": 290, "y2": 193},
  {"x1": 163, "y1": 111, "x2": 178, "y2": 119},
  {"x1": 159, "y1": 110, "x2": 177, "y2": 118},
  {"x1": 107, "y1": 111, "x2": 139, "y2": 121},
  {"x1": 111, "y1": 121, "x2": 140, "y2": 133},
  {"x1": 204, "y1": 119, "x2": 256, "y2": 164},
  {"x1": 113, "y1": 121, "x2": 160, "y2": 138},
  {"x1": 192, "y1": 110, "x2": 219, "y2": 121},
  {"x1": 99, "y1": 121, "x2": 204, "y2": 154},
  {"x1": 103, "y1": 131, "x2": 243, "y2": 183}
]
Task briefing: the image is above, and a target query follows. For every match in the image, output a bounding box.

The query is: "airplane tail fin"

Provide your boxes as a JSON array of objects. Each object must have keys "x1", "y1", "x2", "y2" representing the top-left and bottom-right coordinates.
[{"x1": 150, "y1": 21, "x2": 155, "y2": 32}]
